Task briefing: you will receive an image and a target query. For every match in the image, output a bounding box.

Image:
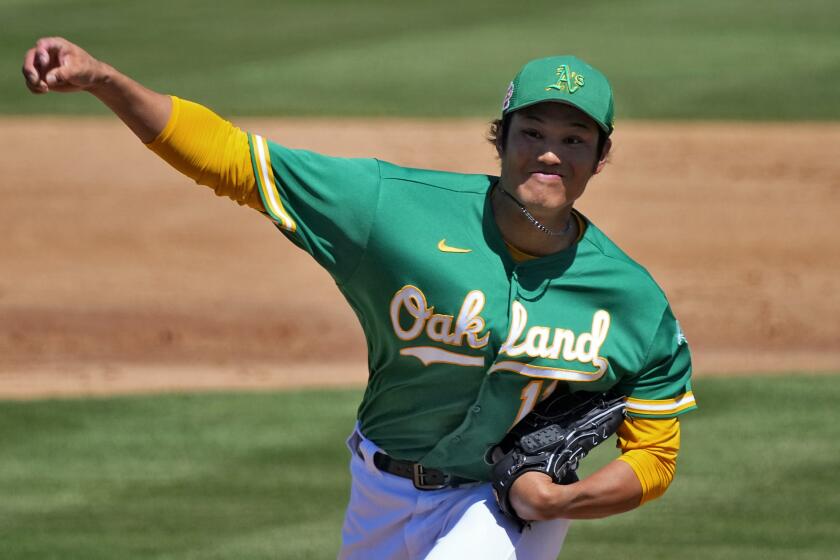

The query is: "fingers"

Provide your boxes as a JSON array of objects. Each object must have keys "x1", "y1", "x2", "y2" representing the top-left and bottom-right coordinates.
[
  {"x1": 34, "y1": 37, "x2": 63, "y2": 73},
  {"x1": 38, "y1": 47, "x2": 50, "y2": 68},
  {"x1": 22, "y1": 37, "x2": 86, "y2": 94},
  {"x1": 36, "y1": 36, "x2": 69, "y2": 58},
  {"x1": 22, "y1": 37, "x2": 66, "y2": 93},
  {"x1": 22, "y1": 47, "x2": 48, "y2": 93},
  {"x1": 45, "y1": 67, "x2": 64, "y2": 88}
]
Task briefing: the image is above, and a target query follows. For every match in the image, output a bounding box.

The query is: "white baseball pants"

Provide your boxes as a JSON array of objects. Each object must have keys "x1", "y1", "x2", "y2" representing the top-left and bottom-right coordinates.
[{"x1": 339, "y1": 427, "x2": 570, "y2": 560}]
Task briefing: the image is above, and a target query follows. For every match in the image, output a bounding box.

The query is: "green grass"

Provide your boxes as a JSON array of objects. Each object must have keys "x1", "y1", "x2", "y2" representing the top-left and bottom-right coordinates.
[
  {"x1": 2, "y1": 0, "x2": 838, "y2": 119},
  {"x1": 0, "y1": 389, "x2": 361, "y2": 559},
  {"x1": 572, "y1": 373, "x2": 840, "y2": 560},
  {"x1": 1, "y1": 374, "x2": 839, "y2": 559}
]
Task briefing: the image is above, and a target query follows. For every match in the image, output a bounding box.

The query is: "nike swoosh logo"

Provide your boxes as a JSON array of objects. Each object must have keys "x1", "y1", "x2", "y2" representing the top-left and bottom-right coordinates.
[{"x1": 437, "y1": 239, "x2": 472, "y2": 253}]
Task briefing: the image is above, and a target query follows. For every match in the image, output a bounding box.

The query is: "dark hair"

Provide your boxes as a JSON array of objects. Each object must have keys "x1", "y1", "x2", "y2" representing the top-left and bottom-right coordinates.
[
  {"x1": 487, "y1": 113, "x2": 514, "y2": 151},
  {"x1": 487, "y1": 113, "x2": 610, "y2": 162}
]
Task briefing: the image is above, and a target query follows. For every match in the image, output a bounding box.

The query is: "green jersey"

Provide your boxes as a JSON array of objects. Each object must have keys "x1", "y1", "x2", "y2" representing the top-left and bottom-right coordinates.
[{"x1": 249, "y1": 134, "x2": 696, "y2": 481}]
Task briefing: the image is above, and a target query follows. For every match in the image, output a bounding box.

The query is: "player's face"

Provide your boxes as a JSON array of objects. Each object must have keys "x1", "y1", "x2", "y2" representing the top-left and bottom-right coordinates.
[{"x1": 497, "y1": 102, "x2": 610, "y2": 217}]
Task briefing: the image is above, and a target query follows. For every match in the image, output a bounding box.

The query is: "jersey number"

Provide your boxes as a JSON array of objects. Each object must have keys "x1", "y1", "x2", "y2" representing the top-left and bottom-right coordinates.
[{"x1": 512, "y1": 380, "x2": 558, "y2": 425}]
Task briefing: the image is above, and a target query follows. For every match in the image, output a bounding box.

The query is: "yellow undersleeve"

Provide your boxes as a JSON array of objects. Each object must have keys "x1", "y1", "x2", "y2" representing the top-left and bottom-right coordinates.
[
  {"x1": 616, "y1": 417, "x2": 680, "y2": 505},
  {"x1": 145, "y1": 96, "x2": 262, "y2": 211}
]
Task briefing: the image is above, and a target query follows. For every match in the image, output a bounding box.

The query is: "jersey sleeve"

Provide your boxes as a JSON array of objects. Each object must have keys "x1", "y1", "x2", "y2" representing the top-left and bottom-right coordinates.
[
  {"x1": 615, "y1": 305, "x2": 697, "y2": 419},
  {"x1": 248, "y1": 133, "x2": 381, "y2": 284}
]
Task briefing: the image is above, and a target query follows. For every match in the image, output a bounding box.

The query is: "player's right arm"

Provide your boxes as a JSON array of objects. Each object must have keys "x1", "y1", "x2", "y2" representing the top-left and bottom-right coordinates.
[
  {"x1": 22, "y1": 37, "x2": 263, "y2": 211},
  {"x1": 22, "y1": 37, "x2": 170, "y2": 143},
  {"x1": 23, "y1": 37, "x2": 380, "y2": 280}
]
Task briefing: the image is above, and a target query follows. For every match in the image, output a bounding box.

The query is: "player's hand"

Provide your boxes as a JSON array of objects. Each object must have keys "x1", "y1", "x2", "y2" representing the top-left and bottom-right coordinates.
[
  {"x1": 508, "y1": 471, "x2": 572, "y2": 521},
  {"x1": 22, "y1": 37, "x2": 106, "y2": 94}
]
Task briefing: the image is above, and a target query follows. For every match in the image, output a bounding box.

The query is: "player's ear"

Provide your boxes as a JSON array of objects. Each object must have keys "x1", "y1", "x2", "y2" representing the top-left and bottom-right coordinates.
[{"x1": 594, "y1": 137, "x2": 612, "y2": 174}]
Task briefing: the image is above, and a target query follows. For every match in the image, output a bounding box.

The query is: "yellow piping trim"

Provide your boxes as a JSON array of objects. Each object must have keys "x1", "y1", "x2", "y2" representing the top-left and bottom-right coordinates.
[
  {"x1": 253, "y1": 134, "x2": 296, "y2": 231},
  {"x1": 625, "y1": 391, "x2": 696, "y2": 414}
]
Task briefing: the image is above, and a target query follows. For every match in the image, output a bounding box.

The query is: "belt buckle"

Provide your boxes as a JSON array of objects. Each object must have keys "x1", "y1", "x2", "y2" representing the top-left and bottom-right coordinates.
[{"x1": 413, "y1": 463, "x2": 448, "y2": 490}]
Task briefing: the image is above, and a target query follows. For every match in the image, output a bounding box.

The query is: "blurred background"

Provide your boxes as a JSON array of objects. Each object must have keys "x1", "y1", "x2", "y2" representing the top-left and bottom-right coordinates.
[{"x1": 1, "y1": 1, "x2": 838, "y2": 558}]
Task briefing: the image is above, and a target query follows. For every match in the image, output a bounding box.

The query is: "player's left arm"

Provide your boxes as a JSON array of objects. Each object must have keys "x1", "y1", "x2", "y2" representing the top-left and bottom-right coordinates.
[
  {"x1": 509, "y1": 417, "x2": 678, "y2": 520},
  {"x1": 510, "y1": 457, "x2": 642, "y2": 521},
  {"x1": 511, "y1": 303, "x2": 695, "y2": 521}
]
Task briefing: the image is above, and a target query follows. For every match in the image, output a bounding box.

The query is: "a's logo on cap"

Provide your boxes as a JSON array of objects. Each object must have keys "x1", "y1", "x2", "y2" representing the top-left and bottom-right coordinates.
[
  {"x1": 546, "y1": 64, "x2": 585, "y2": 94},
  {"x1": 502, "y1": 81, "x2": 514, "y2": 111}
]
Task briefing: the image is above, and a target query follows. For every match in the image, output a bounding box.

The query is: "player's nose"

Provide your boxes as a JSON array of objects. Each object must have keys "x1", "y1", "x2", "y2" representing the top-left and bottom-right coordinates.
[{"x1": 537, "y1": 149, "x2": 562, "y2": 165}]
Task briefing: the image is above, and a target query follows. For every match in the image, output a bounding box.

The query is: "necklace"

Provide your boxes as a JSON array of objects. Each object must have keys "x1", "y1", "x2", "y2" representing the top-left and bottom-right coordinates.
[{"x1": 495, "y1": 185, "x2": 572, "y2": 237}]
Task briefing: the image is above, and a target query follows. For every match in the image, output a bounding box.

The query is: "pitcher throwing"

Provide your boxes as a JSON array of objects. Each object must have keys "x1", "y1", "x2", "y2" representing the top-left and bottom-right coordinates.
[{"x1": 23, "y1": 37, "x2": 696, "y2": 559}]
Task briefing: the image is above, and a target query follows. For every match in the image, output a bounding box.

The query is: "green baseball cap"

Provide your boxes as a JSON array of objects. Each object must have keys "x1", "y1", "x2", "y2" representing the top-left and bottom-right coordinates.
[{"x1": 502, "y1": 55, "x2": 614, "y2": 133}]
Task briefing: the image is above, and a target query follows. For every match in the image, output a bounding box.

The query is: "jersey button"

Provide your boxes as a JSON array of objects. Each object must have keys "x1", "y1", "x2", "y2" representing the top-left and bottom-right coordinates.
[
  {"x1": 451, "y1": 436, "x2": 462, "y2": 444},
  {"x1": 471, "y1": 405, "x2": 481, "y2": 414}
]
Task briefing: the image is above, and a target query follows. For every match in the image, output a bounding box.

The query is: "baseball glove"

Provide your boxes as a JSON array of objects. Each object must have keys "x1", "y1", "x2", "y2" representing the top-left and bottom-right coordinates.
[{"x1": 489, "y1": 388, "x2": 626, "y2": 526}]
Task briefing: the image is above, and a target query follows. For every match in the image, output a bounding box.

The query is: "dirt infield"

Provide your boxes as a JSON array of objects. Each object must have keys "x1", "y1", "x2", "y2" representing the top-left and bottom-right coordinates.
[{"x1": 2, "y1": 118, "x2": 839, "y2": 398}]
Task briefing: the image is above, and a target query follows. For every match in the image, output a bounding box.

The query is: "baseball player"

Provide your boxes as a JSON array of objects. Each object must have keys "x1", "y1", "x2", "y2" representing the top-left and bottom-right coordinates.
[{"x1": 23, "y1": 37, "x2": 696, "y2": 559}]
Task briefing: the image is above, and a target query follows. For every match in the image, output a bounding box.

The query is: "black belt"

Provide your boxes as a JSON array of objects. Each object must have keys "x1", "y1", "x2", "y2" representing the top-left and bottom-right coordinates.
[{"x1": 372, "y1": 452, "x2": 479, "y2": 491}]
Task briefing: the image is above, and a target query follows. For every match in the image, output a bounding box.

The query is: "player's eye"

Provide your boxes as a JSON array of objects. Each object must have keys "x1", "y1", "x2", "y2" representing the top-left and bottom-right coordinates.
[
  {"x1": 522, "y1": 129, "x2": 543, "y2": 139},
  {"x1": 563, "y1": 135, "x2": 585, "y2": 145}
]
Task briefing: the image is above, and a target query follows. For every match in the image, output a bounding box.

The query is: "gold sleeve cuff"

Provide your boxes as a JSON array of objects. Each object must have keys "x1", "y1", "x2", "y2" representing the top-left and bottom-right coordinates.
[
  {"x1": 145, "y1": 96, "x2": 263, "y2": 211},
  {"x1": 616, "y1": 417, "x2": 680, "y2": 505}
]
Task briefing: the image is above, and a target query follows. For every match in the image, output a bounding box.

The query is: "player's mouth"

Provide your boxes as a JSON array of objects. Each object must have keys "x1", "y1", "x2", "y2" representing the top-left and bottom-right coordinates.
[{"x1": 529, "y1": 171, "x2": 564, "y2": 184}]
